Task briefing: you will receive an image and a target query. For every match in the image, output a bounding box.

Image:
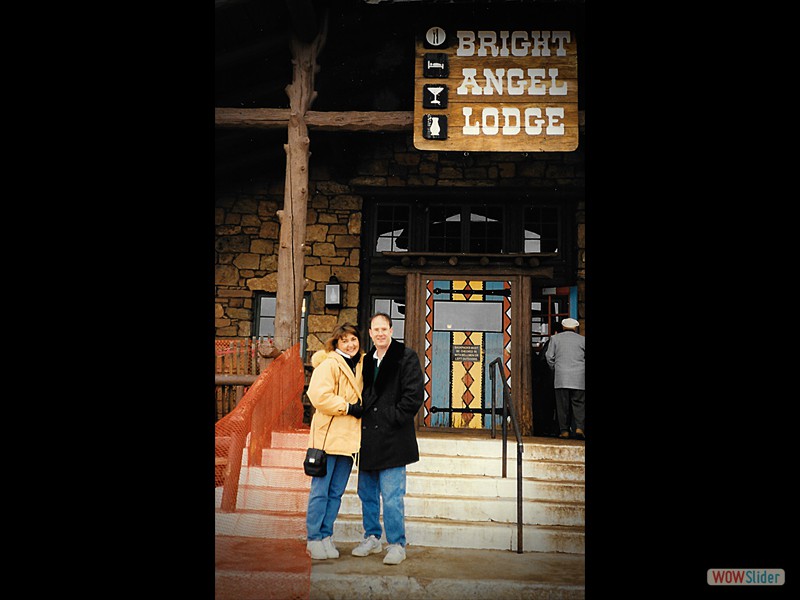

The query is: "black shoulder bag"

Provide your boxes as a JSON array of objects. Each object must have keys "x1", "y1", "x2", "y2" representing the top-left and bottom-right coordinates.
[{"x1": 304, "y1": 416, "x2": 334, "y2": 477}]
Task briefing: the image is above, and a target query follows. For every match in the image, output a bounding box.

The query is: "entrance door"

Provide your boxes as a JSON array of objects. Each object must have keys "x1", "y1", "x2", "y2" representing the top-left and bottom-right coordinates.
[{"x1": 421, "y1": 279, "x2": 512, "y2": 430}]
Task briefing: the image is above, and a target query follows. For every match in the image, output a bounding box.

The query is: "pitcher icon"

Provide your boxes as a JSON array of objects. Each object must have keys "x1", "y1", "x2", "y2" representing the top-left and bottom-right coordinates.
[
  {"x1": 423, "y1": 114, "x2": 447, "y2": 140},
  {"x1": 430, "y1": 116, "x2": 441, "y2": 137}
]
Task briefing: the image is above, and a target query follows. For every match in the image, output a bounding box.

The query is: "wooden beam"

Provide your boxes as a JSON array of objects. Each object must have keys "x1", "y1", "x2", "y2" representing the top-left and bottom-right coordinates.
[
  {"x1": 216, "y1": 107, "x2": 583, "y2": 133},
  {"x1": 215, "y1": 108, "x2": 414, "y2": 131}
]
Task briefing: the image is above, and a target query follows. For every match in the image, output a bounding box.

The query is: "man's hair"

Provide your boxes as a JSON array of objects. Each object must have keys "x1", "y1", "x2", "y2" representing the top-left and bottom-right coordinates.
[{"x1": 370, "y1": 312, "x2": 393, "y2": 328}]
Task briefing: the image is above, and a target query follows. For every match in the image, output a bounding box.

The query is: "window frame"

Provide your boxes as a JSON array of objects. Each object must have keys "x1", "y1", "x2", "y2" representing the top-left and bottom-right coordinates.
[
  {"x1": 367, "y1": 195, "x2": 570, "y2": 258},
  {"x1": 252, "y1": 291, "x2": 311, "y2": 357}
]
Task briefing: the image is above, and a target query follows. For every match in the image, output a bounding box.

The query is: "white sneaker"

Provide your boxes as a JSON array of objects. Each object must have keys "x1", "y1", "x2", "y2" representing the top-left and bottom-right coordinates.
[
  {"x1": 321, "y1": 536, "x2": 339, "y2": 559},
  {"x1": 383, "y1": 544, "x2": 406, "y2": 565},
  {"x1": 306, "y1": 540, "x2": 327, "y2": 560},
  {"x1": 351, "y1": 535, "x2": 383, "y2": 556}
]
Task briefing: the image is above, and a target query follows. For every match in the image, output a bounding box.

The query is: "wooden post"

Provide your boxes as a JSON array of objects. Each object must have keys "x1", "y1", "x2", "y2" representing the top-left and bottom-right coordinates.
[{"x1": 273, "y1": 27, "x2": 326, "y2": 352}]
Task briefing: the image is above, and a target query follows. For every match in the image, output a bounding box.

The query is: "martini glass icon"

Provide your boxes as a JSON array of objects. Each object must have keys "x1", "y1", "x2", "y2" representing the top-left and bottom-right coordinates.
[{"x1": 427, "y1": 86, "x2": 444, "y2": 105}]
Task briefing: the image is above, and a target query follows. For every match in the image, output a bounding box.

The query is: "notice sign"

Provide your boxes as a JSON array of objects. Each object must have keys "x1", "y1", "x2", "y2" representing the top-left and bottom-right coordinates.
[
  {"x1": 452, "y1": 344, "x2": 481, "y2": 362},
  {"x1": 414, "y1": 26, "x2": 578, "y2": 152}
]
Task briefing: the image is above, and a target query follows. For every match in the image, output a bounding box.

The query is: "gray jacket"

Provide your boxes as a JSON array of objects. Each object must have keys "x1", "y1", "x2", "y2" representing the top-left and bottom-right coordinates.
[{"x1": 545, "y1": 331, "x2": 585, "y2": 390}]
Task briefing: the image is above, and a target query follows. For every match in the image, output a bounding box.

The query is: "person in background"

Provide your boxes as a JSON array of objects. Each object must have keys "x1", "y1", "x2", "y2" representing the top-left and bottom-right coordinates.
[
  {"x1": 305, "y1": 323, "x2": 364, "y2": 560},
  {"x1": 532, "y1": 320, "x2": 561, "y2": 437},
  {"x1": 351, "y1": 312, "x2": 425, "y2": 566},
  {"x1": 545, "y1": 317, "x2": 586, "y2": 440}
]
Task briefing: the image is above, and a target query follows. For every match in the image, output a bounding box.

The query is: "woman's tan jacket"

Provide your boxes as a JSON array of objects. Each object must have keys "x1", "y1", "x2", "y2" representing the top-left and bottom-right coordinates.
[{"x1": 306, "y1": 349, "x2": 364, "y2": 457}]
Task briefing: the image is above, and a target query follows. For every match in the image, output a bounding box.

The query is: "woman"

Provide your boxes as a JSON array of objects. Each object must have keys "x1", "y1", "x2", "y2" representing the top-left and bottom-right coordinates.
[{"x1": 305, "y1": 322, "x2": 364, "y2": 560}]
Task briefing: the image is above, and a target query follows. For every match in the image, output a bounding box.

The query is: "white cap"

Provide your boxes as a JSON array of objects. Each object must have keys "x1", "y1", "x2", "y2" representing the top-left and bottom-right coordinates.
[{"x1": 561, "y1": 318, "x2": 579, "y2": 329}]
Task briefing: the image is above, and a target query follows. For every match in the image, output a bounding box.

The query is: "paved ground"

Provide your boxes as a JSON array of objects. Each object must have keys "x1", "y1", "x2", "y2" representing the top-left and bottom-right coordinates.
[{"x1": 216, "y1": 536, "x2": 585, "y2": 599}]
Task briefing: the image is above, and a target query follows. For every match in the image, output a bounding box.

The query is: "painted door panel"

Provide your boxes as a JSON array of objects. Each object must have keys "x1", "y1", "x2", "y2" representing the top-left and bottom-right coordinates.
[{"x1": 422, "y1": 279, "x2": 512, "y2": 429}]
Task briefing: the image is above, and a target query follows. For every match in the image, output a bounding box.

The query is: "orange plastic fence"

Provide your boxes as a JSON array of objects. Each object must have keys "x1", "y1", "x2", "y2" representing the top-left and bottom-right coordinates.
[
  {"x1": 215, "y1": 342, "x2": 311, "y2": 600},
  {"x1": 215, "y1": 337, "x2": 263, "y2": 375}
]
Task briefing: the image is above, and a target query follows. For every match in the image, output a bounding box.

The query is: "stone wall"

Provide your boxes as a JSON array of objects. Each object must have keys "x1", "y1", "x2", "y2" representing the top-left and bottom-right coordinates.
[{"x1": 215, "y1": 132, "x2": 586, "y2": 358}]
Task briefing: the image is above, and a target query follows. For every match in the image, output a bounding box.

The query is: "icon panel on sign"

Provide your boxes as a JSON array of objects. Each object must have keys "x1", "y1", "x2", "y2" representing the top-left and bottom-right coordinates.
[
  {"x1": 424, "y1": 26, "x2": 448, "y2": 48},
  {"x1": 422, "y1": 114, "x2": 447, "y2": 140},
  {"x1": 423, "y1": 53, "x2": 448, "y2": 78},
  {"x1": 423, "y1": 84, "x2": 448, "y2": 109}
]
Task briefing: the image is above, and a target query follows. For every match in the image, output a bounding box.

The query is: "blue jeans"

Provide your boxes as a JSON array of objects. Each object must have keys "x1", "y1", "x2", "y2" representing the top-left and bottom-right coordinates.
[
  {"x1": 306, "y1": 454, "x2": 354, "y2": 541},
  {"x1": 357, "y1": 465, "x2": 407, "y2": 547}
]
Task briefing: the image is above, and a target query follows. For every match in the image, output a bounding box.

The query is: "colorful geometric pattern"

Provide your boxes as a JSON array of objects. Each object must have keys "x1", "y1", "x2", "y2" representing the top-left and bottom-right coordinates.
[{"x1": 423, "y1": 279, "x2": 512, "y2": 429}]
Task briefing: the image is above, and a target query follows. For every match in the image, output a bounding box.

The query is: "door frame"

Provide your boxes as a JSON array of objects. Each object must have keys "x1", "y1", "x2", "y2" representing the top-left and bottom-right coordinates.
[{"x1": 402, "y1": 270, "x2": 533, "y2": 435}]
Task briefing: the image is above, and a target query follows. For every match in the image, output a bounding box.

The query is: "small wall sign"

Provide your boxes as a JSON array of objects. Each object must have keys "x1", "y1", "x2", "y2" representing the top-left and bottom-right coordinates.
[{"x1": 452, "y1": 344, "x2": 481, "y2": 362}]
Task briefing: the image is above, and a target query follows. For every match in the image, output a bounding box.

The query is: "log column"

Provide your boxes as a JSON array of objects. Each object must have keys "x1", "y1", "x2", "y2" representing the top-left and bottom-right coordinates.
[{"x1": 274, "y1": 31, "x2": 325, "y2": 353}]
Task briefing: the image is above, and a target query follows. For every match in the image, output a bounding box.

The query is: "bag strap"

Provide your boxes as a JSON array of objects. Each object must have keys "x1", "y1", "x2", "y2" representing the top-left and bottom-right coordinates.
[{"x1": 312, "y1": 414, "x2": 335, "y2": 451}]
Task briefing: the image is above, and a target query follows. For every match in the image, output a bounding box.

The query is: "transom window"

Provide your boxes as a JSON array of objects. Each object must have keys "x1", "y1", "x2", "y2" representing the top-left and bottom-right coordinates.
[
  {"x1": 524, "y1": 206, "x2": 559, "y2": 253},
  {"x1": 369, "y1": 198, "x2": 565, "y2": 256},
  {"x1": 428, "y1": 204, "x2": 504, "y2": 253},
  {"x1": 374, "y1": 204, "x2": 410, "y2": 254}
]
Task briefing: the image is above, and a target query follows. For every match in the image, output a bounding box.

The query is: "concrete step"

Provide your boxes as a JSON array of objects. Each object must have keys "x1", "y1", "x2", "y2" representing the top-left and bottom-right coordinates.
[
  {"x1": 335, "y1": 512, "x2": 584, "y2": 554},
  {"x1": 219, "y1": 479, "x2": 583, "y2": 527},
  {"x1": 270, "y1": 429, "x2": 585, "y2": 463},
  {"x1": 229, "y1": 463, "x2": 583, "y2": 503},
  {"x1": 417, "y1": 433, "x2": 585, "y2": 463},
  {"x1": 215, "y1": 508, "x2": 306, "y2": 539},
  {"x1": 255, "y1": 447, "x2": 584, "y2": 483},
  {"x1": 215, "y1": 536, "x2": 310, "y2": 600},
  {"x1": 389, "y1": 472, "x2": 584, "y2": 503},
  {"x1": 214, "y1": 509, "x2": 585, "y2": 554},
  {"x1": 307, "y1": 541, "x2": 585, "y2": 600},
  {"x1": 340, "y1": 491, "x2": 584, "y2": 527},
  {"x1": 215, "y1": 536, "x2": 586, "y2": 600},
  {"x1": 217, "y1": 429, "x2": 586, "y2": 554},
  {"x1": 217, "y1": 507, "x2": 584, "y2": 554}
]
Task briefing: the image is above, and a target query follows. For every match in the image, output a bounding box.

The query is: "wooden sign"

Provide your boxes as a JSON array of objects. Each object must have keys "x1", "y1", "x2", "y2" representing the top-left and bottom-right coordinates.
[{"x1": 414, "y1": 26, "x2": 579, "y2": 152}]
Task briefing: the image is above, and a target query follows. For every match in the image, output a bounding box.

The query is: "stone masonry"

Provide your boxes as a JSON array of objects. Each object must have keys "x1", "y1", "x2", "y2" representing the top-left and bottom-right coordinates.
[{"x1": 215, "y1": 132, "x2": 586, "y2": 361}]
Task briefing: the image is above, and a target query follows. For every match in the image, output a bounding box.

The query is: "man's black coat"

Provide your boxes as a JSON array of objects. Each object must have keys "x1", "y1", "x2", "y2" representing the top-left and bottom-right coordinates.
[{"x1": 359, "y1": 339, "x2": 425, "y2": 471}]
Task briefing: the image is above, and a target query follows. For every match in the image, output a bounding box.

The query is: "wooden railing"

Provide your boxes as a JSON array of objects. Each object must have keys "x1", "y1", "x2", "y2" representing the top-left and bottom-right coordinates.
[{"x1": 215, "y1": 337, "x2": 282, "y2": 420}]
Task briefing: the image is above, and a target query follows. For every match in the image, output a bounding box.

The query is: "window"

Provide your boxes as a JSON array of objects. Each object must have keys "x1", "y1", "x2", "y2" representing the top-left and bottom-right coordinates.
[
  {"x1": 523, "y1": 206, "x2": 560, "y2": 253},
  {"x1": 253, "y1": 292, "x2": 310, "y2": 357},
  {"x1": 531, "y1": 286, "x2": 575, "y2": 350},
  {"x1": 369, "y1": 198, "x2": 567, "y2": 257},
  {"x1": 428, "y1": 204, "x2": 505, "y2": 253},
  {"x1": 372, "y1": 298, "x2": 406, "y2": 342},
  {"x1": 427, "y1": 205, "x2": 461, "y2": 253},
  {"x1": 468, "y1": 204, "x2": 504, "y2": 253},
  {"x1": 374, "y1": 204, "x2": 410, "y2": 254}
]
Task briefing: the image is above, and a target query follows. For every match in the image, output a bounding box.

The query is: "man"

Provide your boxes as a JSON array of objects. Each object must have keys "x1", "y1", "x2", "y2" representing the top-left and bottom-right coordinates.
[
  {"x1": 351, "y1": 312, "x2": 425, "y2": 565},
  {"x1": 545, "y1": 317, "x2": 586, "y2": 440}
]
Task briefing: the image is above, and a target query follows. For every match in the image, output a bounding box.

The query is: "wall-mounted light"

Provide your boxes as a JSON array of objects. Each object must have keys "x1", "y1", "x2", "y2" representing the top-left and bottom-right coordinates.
[{"x1": 325, "y1": 275, "x2": 341, "y2": 308}]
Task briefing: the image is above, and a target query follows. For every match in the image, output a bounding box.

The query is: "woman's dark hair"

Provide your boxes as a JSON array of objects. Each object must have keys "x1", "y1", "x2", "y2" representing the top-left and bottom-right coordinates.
[{"x1": 324, "y1": 322, "x2": 361, "y2": 352}]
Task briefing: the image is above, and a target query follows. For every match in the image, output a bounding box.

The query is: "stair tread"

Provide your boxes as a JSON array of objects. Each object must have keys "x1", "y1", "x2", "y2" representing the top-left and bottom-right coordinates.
[
  {"x1": 333, "y1": 512, "x2": 585, "y2": 531},
  {"x1": 216, "y1": 508, "x2": 306, "y2": 518},
  {"x1": 412, "y1": 450, "x2": 585, "y2": 465},
  {"x1": 368, "y1": 470, "x2": 584, "y2": 485},
  {"x1": 401, "y1": 492, "x2": 585, "y2": 506}
]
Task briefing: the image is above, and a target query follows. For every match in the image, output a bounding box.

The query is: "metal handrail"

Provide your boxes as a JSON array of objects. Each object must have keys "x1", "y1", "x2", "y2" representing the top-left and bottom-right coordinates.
[{"x1": 489, "y1": 358, "x2": 524, "y2": 553}]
